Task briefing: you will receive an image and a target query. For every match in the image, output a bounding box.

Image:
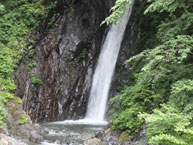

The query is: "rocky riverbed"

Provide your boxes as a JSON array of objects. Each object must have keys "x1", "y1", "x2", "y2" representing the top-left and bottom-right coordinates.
[
  {"x1": 25, "y1": 121, "x2": 105, "y2": 145},
  {"x1": 1, "y1": 121, "x2": 146, "y2": 145}
]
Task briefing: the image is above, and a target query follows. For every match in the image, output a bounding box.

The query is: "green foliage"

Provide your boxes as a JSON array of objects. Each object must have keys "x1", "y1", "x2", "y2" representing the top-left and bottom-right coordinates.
[
  {"x1": 27, "y1": 49, "x2": 35, "y2": 58},
  {"x1": 0, "y1": 0, "x2": 56, "y2": 130},
  {"x1": 0, "y1": 78, "x2": 16, "y2": 92},
  {"x1": 17, "y1": 97, "x2": 23, "y2": 104},
  {"x1": 0, "y1": 99, "x2": 7, "y2": 130},
  {"x1": 79, "y1": 48, "x2": 87, "y2": 59},
  {"x1": 70, "y1": 7, "x2": 76, "y2": 15},
  {"x1": 144, "y1": 0, "x2": 193, "y2": 14},
  {"x1": 126, "y1": 35, "x2": 192, "y2": 72},
  {"x1": 169, "y1": 79, "x2": 193, "y2": 116},
  {"x1": 0, "y1": 45, "x2": 15, "y2": 78},
  {"x1": 101, "y1": 0, "x2": 132, "y2": 25},
  {"x1": 111, "y1": 34, "x2": 193, "y2": 139},
  {"x1": 18, "y1": 114, "x2": 28, "y2": 125},
  {"x1": 26, "y1": 62, "x2": 37, "y2": 71},
  {"x1": 0, "y1": 1, "x2": 42, "y2": 45},
  {"x1": 133, "y1": 35, "x2": 193, "y2": 143},
  {"x1": 69, "y1": 48, "x2": 87, "y2": 66},
  {"x1": 109, "y1": 35, "x2": 193, "y2": 134},
  {"x1": 139, "y1": 104, "x2": 193, "y2": 145},
  {"x1": 157, "y1": 12, "x2": 193, "y2": 42},
  {"x1": 131, "y1": 0, "x2": 162, "y2": 52},
  {"x1": 109, "y1": 82, "x2": 165, "y2": 135},
  {"x1": 144, "y1": 0, "x2": 183, "y2": 14},
  {"x1": 1, "y1": 92, "x2": 14, "y2": 104},
  {"x1": 0, "y1": 4, "x2": 5, "y2": 14},
  {"x1": 29, "y1": 72, "x2": 43, "y2": 86},
  {"x1": 110, "y1": 105, "x2": 144, "y2": 135},
  {"x1": 109, "y1": 0, "x2": 193, "y2": 142}
]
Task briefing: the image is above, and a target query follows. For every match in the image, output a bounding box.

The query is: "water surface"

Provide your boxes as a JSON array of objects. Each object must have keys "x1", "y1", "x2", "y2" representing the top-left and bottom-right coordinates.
[{"x1": 28, "y1": 120, "x2": 106, "y2": 145}]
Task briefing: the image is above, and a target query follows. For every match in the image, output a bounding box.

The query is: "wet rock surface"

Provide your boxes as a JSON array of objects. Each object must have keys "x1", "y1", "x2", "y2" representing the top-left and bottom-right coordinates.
[{"x1": 15, "y1": 0, "x2": 113, "y2": 122}]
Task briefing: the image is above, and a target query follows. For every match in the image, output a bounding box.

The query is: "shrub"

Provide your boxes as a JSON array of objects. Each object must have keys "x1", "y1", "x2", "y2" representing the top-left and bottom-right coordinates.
[
  {"x1": 18, "y1": 114, "x2": 28, "y2": 125},
  {"x1": 1, "y1": 92, "x2": 14, "y2": 104},
  {"x1": 139, "y1": 104, "x2": 193, "y2": 145}
]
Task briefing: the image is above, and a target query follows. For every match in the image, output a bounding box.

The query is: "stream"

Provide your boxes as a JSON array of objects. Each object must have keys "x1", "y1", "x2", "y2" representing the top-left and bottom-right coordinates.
[{"x1": 27, "y1": 120, "x2": 107, "y2": 145}]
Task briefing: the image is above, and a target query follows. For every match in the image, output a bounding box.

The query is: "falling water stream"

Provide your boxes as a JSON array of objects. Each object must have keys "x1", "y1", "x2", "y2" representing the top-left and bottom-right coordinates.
[
  {"x1": 27, "y1": 2, "x2": 134, "y2": 145},
  {"x1": 85, "y1": 2, "x2": 134, "y2": 122}
]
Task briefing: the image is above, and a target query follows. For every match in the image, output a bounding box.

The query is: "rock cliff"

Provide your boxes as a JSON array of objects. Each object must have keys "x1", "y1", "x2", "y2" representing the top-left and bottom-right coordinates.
[{"x1": 14, "y1": 0, "x2": 136, "y2": 122}]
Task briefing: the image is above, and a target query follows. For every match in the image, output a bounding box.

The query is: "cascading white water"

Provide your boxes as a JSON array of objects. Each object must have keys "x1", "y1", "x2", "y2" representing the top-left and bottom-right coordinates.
[{"x1": 85, "y1": 1, "x2": 134, "y2": 122}]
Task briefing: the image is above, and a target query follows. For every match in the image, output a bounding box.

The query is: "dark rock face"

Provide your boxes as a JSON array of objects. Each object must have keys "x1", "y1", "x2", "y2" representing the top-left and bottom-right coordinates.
[
  {"x1": 14, "y1": 0, "x2": 139, "y2": 123},
  {"x1": 15, "y1": 0, "x2": 114, "y2": 122}
]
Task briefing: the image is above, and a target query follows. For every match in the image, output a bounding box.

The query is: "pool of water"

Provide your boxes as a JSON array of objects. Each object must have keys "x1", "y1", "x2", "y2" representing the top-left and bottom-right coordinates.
[{"x1": 27, "y1": 120, "x2": 107, "y2": 145}]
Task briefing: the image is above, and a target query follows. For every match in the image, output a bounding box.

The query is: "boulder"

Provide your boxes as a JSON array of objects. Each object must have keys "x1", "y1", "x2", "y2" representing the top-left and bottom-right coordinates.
[
  {"x1": 5, "y1": 97, "x2": 43, "y2": 143},
  {"x1": 84, "y1": 138, "x2": 103, "y2": 145},
  {"x1": 0, "y1": 133, "x2": 27, "y2": 145}
]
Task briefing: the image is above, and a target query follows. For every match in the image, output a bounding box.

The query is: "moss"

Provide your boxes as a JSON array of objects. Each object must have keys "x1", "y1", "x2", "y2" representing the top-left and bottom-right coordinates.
[
  {"x1": 120, "y1": 132, "x2": 129, "y2": 141},
  {"x1": 70, "y1": 48, "x2": 87, "y2": 66},
  {"x1": 70, "y1": 7, "x2": 76, "y2": 15},
  {"x1": 10, "y1": 104, "x2": 20, "y2": 121},
  {"x1": 8, "y1": 97, "x2": 24, "y2": 121},
  {"x1": 11, "y1": 105, "x2": 18, "y2": 115},
  {"x1": 10, "y1": 126, "x2": 17, "y2": 131},
  {"x1": 16, "y1": 97, "x2": 23, "y2": 104},
  {"x1": 16, "y1": 132, "x2": 22, "y2": 137}
]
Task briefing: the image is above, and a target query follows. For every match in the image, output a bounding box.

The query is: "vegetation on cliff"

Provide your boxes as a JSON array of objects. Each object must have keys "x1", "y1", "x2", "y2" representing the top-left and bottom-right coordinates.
[
  {"x1": 106, "y1": 0, "x2": 193, "y2": 144},
  {"x1": 0, "y1": 0, "x2": 55, "y2": 131}
]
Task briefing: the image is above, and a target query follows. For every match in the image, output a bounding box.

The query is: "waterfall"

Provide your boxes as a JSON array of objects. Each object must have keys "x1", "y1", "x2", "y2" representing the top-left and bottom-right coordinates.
[{"x1": 85, "y1": 1, "x2": 134, "y2": 122}]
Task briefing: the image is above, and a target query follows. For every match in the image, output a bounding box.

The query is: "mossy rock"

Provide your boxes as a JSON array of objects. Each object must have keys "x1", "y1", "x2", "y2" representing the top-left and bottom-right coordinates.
[
  {"x1": 5, "y1": 97, "x2": 43, "y2": 142},
  {"x1": 5, "y1": 97, "x2": 31, "y2": 132},
  {"x1": 119, "y1": 131, "x2": 129, "y2": 141},
  {"x1": 6, "y1": 97, "x2": 29, "y2": 126}
]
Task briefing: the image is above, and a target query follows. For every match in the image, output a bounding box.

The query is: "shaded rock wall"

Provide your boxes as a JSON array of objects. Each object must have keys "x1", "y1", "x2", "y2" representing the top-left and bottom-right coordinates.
[{"x1": 15, "y1": 0, "x2": 114, "y2": 122}]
